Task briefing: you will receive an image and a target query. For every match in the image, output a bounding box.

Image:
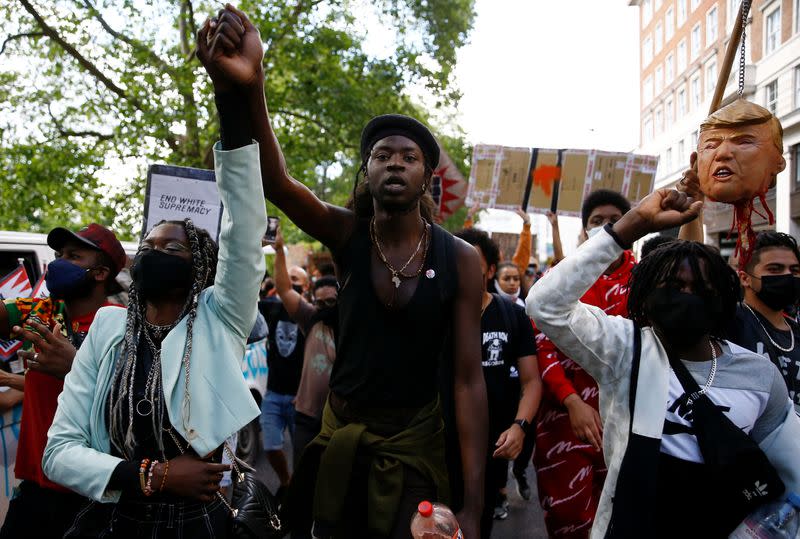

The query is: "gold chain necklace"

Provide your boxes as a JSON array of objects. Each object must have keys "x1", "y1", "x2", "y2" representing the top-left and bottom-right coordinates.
[{"x1": 370, "y1": 217, "x2": 429, "y2": 289}]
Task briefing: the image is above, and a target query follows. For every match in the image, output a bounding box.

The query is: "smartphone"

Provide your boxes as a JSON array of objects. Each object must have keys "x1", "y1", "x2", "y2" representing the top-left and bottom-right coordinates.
[{"x1": 264, "y1": 216, "x2": 280, "y2": 243}]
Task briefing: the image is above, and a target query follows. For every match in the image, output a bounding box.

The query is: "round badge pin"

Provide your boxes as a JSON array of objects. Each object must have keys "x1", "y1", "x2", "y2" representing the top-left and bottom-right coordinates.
[{"x1": 426, "y1": 269, "x2": 436, "y2": 279}]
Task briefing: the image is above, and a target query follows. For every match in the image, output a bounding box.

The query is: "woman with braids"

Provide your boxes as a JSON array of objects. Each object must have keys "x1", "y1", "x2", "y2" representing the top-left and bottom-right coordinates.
[
  {"x1": 41, "y1": 16, "x2": 267, "y2": 537},
  {"x1": 527, "y1": 188, "x2": 800, "y2": 538}
]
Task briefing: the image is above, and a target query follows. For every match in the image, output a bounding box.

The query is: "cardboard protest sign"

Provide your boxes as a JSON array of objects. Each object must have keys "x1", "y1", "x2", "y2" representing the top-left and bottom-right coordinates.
[
  {"x1": 468, "y1": 143, "x2": 658, "y2": 216},
  {"x1": 143, "y1": 165, "x2": 223, "y2": 242}
]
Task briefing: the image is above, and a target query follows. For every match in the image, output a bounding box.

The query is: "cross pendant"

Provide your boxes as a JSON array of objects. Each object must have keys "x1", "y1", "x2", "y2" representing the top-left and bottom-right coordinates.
[{"x1": 392, "y1": 274, "x2": 401, "y2": 288}]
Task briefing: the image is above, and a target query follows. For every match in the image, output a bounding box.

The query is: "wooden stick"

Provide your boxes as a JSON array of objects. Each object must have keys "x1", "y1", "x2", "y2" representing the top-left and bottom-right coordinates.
[{"x1": 709, "y1": 1, "x2": 748, "y2": 114}]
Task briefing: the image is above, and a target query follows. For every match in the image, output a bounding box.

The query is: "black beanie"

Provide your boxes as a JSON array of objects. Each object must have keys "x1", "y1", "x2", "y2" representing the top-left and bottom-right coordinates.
[{"x1": 360, "y1": 114, "x2": 440, "y2": 170}]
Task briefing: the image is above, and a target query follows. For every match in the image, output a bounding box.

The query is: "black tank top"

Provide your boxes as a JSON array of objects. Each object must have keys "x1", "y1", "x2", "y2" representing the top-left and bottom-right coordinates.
[{"x1": 331, "y1": 219, "x2": 458, "y2": 407}]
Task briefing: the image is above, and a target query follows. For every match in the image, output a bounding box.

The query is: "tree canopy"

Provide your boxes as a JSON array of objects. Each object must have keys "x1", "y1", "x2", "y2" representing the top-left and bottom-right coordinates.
[{"x1": 0, "y1": 0, "x2": 475, "y2": 242}]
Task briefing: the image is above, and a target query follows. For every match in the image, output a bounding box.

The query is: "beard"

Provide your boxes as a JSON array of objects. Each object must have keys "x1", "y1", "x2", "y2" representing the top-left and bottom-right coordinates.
[{"x1": 370, "y1": 183, "x2": 425, "y2": 215}]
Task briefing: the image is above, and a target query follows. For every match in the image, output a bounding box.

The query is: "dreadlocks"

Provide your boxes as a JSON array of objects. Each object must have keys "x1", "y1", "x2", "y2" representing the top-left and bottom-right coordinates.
[
  {"x1": 627, "y1": 240, "x2": 739, "y2": 339},
  {"x1": 346, "y1": 156, "x2": 437, "y2": 222},
  {"x1": 109, "y1": 219, "x2": 218, "y2": 458}
]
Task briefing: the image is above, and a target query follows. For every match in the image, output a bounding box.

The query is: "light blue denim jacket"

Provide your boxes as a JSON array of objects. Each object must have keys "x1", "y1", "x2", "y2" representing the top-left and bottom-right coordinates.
[{"x1": 43, "y1": 142, "x2": 266, "y2": 503}]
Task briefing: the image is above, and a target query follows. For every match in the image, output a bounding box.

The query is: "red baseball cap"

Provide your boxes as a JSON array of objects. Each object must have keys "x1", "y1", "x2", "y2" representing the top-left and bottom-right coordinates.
[{"x1": 47, "y1": 223, "x2": 127, "y2": 276}]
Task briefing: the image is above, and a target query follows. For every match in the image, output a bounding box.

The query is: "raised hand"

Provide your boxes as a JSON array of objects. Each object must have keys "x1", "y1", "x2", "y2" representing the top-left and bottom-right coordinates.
[
  {"x1": 613, "y1": 188, "x2": 703, "y2": 246},
  {"x1": 14, "y1": 321, "x2": 76, "y2": 379},
  {"x1": 676, "y1": 152, "x2": 704, "y2": 202},
  {"x1": 514, "y1": 208, "x2": 531, "y2": 226},
  {"x1": 545, "y1": 210, "x2": 558, "y2": 228},
  {"x1": 196, "y1": 5, "x2": 264, "y2": 91}
]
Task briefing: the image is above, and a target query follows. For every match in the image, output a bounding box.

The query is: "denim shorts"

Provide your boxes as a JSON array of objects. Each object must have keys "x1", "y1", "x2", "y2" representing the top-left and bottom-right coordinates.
[{"x1": 259, "y1": 391, "x2": 296, "y2": 451}]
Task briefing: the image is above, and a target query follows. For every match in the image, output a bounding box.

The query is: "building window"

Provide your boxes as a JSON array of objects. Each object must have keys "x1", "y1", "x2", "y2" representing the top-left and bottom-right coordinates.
[
  {"x1": 766, "y1": 79, "x2": 778, "y2": 114},
  {"x1": 795, "y1": 66, "x2": 800, "y2": 109},
  {"x1": 678, "y1": 140, "x2": 685, "y2": 165},
  {"x1": 666, "y1": 147, "x2": 673, "y2": 172},
  {"x1": 655, "y1": 0, "x2": 662, "y2": 9},
  {"x1": 666, "y1": 7, "x2": 674, "y2": 40},
  {"x1": 691, "y1": 23, "x2": 702, "y2": 60},
  {"x1": 655, "y1": 65, "x2": 664, "y2": 94},
  {"x1": 765, "y1": 7, "x2": 781, "y2": 56},
  {"x1": 643, "y1": 35, "x2": 653, "y2": 66},
  {"x1": 678, "y1": 39, "x2": 687, "y2": 72},
  {"x1": 796, "y1": 0, "x2": 800, "y2": 34},
  {"x1": 677, "y1": 0, "x2": 687, "y2": 26},
  {"x1": 665, "y1": 97, "x2": 674, "y2": 127},
  {"x1": 644, "y1": 116, "x2": 654, "y2": 143},
  {"x1": 706, "y1": 7, "x2": 718, "y2": 44},
  {"x1": 644, "y1": 75, "x2": 654, "y2": 104},
  {"x1": 643, "y1": 0, "x2": 653, "y2": 26},
  {"x1": 691, "y1": 75, "x2": 701, "y2": 109},
  {"x1": 655, "y1": 22, "x2": 663, "y2": 53},
  {"x1": 655, "y1": 106, "x2": 664, "y2": 134},
  {"x1": 678, "y1": 87, "x2": 687, "y2": 116},
  {"x1": 690, "y1": 0, "x2": 700, "y2": 11},
  {"x1": 691, "y1": 130, "x2": 699, "y2": 149},
  {"x1": 794, "y1": 144, "x2": 800, "y2": 189},
  {"x1": 728, "y1": 0, "x2": 742, "y2": 30},
  {"x1": 706, "y1": 60, "x2": 717, "y2": 99},
  {"x1": 665, "y1": 53, "x2": 674, "y2": 82}
]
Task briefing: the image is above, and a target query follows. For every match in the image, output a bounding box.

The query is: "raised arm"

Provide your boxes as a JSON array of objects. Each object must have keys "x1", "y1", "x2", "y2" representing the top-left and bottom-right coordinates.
[
  {"x1": 451, "y1": 239, "x2": 488, "y2": 539},
  {"x1": 272, "y1": 227, "x2": 305, "y2": 321},
  {"x1": 512, "y1": 208, "x2": 532, "y2": 276},
  {"x1": 201, "y1": 7, "x2": 354, "y2": 250},
  {"x1": 527, "y1": 189, "x2": 703, "y2": 384},
  {"x1": 546, "y1": 210, "x2": 564, "y2": 264}
]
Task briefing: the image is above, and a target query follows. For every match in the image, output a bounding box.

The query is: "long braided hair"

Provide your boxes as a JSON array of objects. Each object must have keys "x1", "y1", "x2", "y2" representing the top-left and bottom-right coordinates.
[{"x1": 108, "y1": 219, "x2": 218, "y2": 458}]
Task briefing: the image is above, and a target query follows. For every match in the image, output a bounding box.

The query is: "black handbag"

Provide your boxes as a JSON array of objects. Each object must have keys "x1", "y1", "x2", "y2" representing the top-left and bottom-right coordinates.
[
  {"x1": 222, "y1": 444, "x2": 285, "y2": 539},
  {"x1": 668, "y1": 346, "x2": 785, "y2": 533}
]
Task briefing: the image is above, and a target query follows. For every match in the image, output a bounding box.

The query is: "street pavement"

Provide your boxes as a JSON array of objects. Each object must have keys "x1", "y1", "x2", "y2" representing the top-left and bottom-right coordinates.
[{"x1": 254, "y1": 437, "x2": 549, "y2": 538}]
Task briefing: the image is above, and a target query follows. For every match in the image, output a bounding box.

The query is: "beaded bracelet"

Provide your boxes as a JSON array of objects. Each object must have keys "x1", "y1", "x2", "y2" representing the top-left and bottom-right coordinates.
[
  {"x1": 159, "y1": 460, "x2": 170, "y2": 492},
  {"x1": 144, "y1": 460, "x2": 159, "y2": 496},
  {"x1": 138, "y1": 458, "x2": 151, "y2": 495}
]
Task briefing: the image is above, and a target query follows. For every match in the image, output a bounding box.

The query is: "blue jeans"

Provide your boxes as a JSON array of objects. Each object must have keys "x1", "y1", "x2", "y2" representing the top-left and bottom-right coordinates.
[{"x1": 259, "y1": 391, "x2": 296, "y2": 451}]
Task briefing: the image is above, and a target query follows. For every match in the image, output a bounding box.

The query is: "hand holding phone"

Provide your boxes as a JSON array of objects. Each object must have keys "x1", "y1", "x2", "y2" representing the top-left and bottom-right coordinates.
[{"x1": 263, "y1": 216, "x2": 280, "y2": 244}]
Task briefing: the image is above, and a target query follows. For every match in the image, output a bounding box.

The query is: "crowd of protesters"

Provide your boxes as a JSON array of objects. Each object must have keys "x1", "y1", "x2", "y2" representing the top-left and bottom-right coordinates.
[{"x1": 0, "y1": 5, "x2": 799, "y2": 539}]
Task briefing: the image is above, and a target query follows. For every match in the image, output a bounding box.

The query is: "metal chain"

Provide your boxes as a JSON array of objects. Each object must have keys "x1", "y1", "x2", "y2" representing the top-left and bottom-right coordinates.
[{"x1": 738, "y1": 0, "x2": 752, "y2": 97}]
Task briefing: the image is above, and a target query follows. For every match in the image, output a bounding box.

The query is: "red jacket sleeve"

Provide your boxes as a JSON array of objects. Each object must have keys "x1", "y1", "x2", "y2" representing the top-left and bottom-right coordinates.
[{"x1": 534, "y1": 325, "x2": 577, "y2": 404}]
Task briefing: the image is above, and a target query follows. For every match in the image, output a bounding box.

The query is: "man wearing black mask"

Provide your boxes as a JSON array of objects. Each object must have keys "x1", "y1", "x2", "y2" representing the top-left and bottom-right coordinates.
[
  {"x1": 0, "y1": 223, "x2": 126, "y2": 538},
  {"x1": 731, "y1": 232, "x2": 800, "y2": 415}
]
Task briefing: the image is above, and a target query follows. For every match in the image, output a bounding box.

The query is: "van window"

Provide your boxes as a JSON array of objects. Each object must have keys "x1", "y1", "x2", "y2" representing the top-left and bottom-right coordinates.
[{"x1": 0, "y1": 250, "x2": 41, "y2": 289}]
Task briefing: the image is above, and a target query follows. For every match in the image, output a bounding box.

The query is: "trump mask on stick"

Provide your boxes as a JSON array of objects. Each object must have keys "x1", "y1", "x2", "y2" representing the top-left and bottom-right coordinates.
[{"x1": 697, "y1": 99, "x2": 786, "y2": 265}]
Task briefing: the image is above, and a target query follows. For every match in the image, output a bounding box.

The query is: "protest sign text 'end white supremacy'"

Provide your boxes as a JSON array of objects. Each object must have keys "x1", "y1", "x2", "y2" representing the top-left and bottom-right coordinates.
[{"x1": 158, "y1": 195, "x2": 214, "y2": 215}]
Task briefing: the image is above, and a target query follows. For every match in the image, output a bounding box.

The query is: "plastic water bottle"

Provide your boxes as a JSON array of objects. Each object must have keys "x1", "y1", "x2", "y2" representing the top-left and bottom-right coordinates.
[
  {"x1": 729, "y1": 492, "x2": 800, "y2": 538},
  {"x1": 410, "y1": 501, "x2": 463, "y2": 539}
]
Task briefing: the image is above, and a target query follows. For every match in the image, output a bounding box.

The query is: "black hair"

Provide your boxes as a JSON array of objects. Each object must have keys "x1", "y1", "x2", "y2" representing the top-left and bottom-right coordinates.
[
  {"x1": 92, "y1": 250, "x2": 124, "y2": 295},
  {"x1": 316, "y1": 262, "x2": 336, "y2": 277},
  {"x1": 746, "y1": 231, "x2": 800, "y2": 272},
  {"x1": 496, "y1": 261, "x2": 519, "y2": 275},
  {"x1": 454, "y1": 228, "x2": 500, "y2": 269},
  {"x1": 640, "y1": 234, "x2": 676, "y2": 259},
  {"x1": 346, "y1": 155, "x2": 437, "y2": 222},
  {"x1": 581, "y1": 189, "x2": 631, "y2": 229},
  {"x1": 313, "y1": 276, "x2": 338, "y2": 292},
  {"x1": 628, "y1": 240, "x2": 739, "y2": 338}
]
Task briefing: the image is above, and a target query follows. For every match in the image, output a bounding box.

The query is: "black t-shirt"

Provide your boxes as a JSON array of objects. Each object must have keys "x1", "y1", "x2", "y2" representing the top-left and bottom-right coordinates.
[
  {"x1": 730, "y1": 303, "x2": 800, "y2": 413},
  {"x1": 480, "y1": 296, "x2": 537, "y2": 439},
  {"x1": 259, "y1": 297, "x2": 306, "y2": 396}
]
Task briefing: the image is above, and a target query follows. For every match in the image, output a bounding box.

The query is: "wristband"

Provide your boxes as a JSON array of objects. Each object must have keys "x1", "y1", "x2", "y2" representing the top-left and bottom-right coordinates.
[
  {"x1": 159, "y1": 460, "x2": 170, "y2": 492},
  {"x1": 138, "y1": 458, "x2": 151, "y2": 495},
  {"x1": 144, "y1": 460, "x2": 159, "y2": 497}
]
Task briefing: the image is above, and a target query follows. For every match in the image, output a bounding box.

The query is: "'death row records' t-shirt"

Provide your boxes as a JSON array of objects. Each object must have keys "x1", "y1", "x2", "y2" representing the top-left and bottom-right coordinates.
[{"x1": 480, "y1": 295, "x2": 537, "y2": 440}]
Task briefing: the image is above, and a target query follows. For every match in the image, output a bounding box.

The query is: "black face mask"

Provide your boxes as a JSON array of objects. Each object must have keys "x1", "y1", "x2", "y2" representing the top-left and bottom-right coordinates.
[
  {"x1": 292, "y1": 284, "x2": 304, "y2": 295},
  {"x1": 131, "y1": 250, "x2": 193, "y2": 301},
  {"x1": 755, "y1": 274, "x2": 800, "y2": 312},
  {"x1": 647, "y1": 288, "x2": 723, "y2": 350}
]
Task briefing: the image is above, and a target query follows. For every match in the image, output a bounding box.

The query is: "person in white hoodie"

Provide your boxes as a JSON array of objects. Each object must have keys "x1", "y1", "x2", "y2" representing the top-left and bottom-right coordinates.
[{"x1": 527, "y1": 188, "x2": 800, "y2": 538}]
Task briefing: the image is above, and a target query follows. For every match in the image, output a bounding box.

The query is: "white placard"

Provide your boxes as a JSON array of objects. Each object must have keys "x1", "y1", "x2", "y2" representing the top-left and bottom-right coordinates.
[{"x1": 143, "y1": 165, "x2": 223, "y2": 241}]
